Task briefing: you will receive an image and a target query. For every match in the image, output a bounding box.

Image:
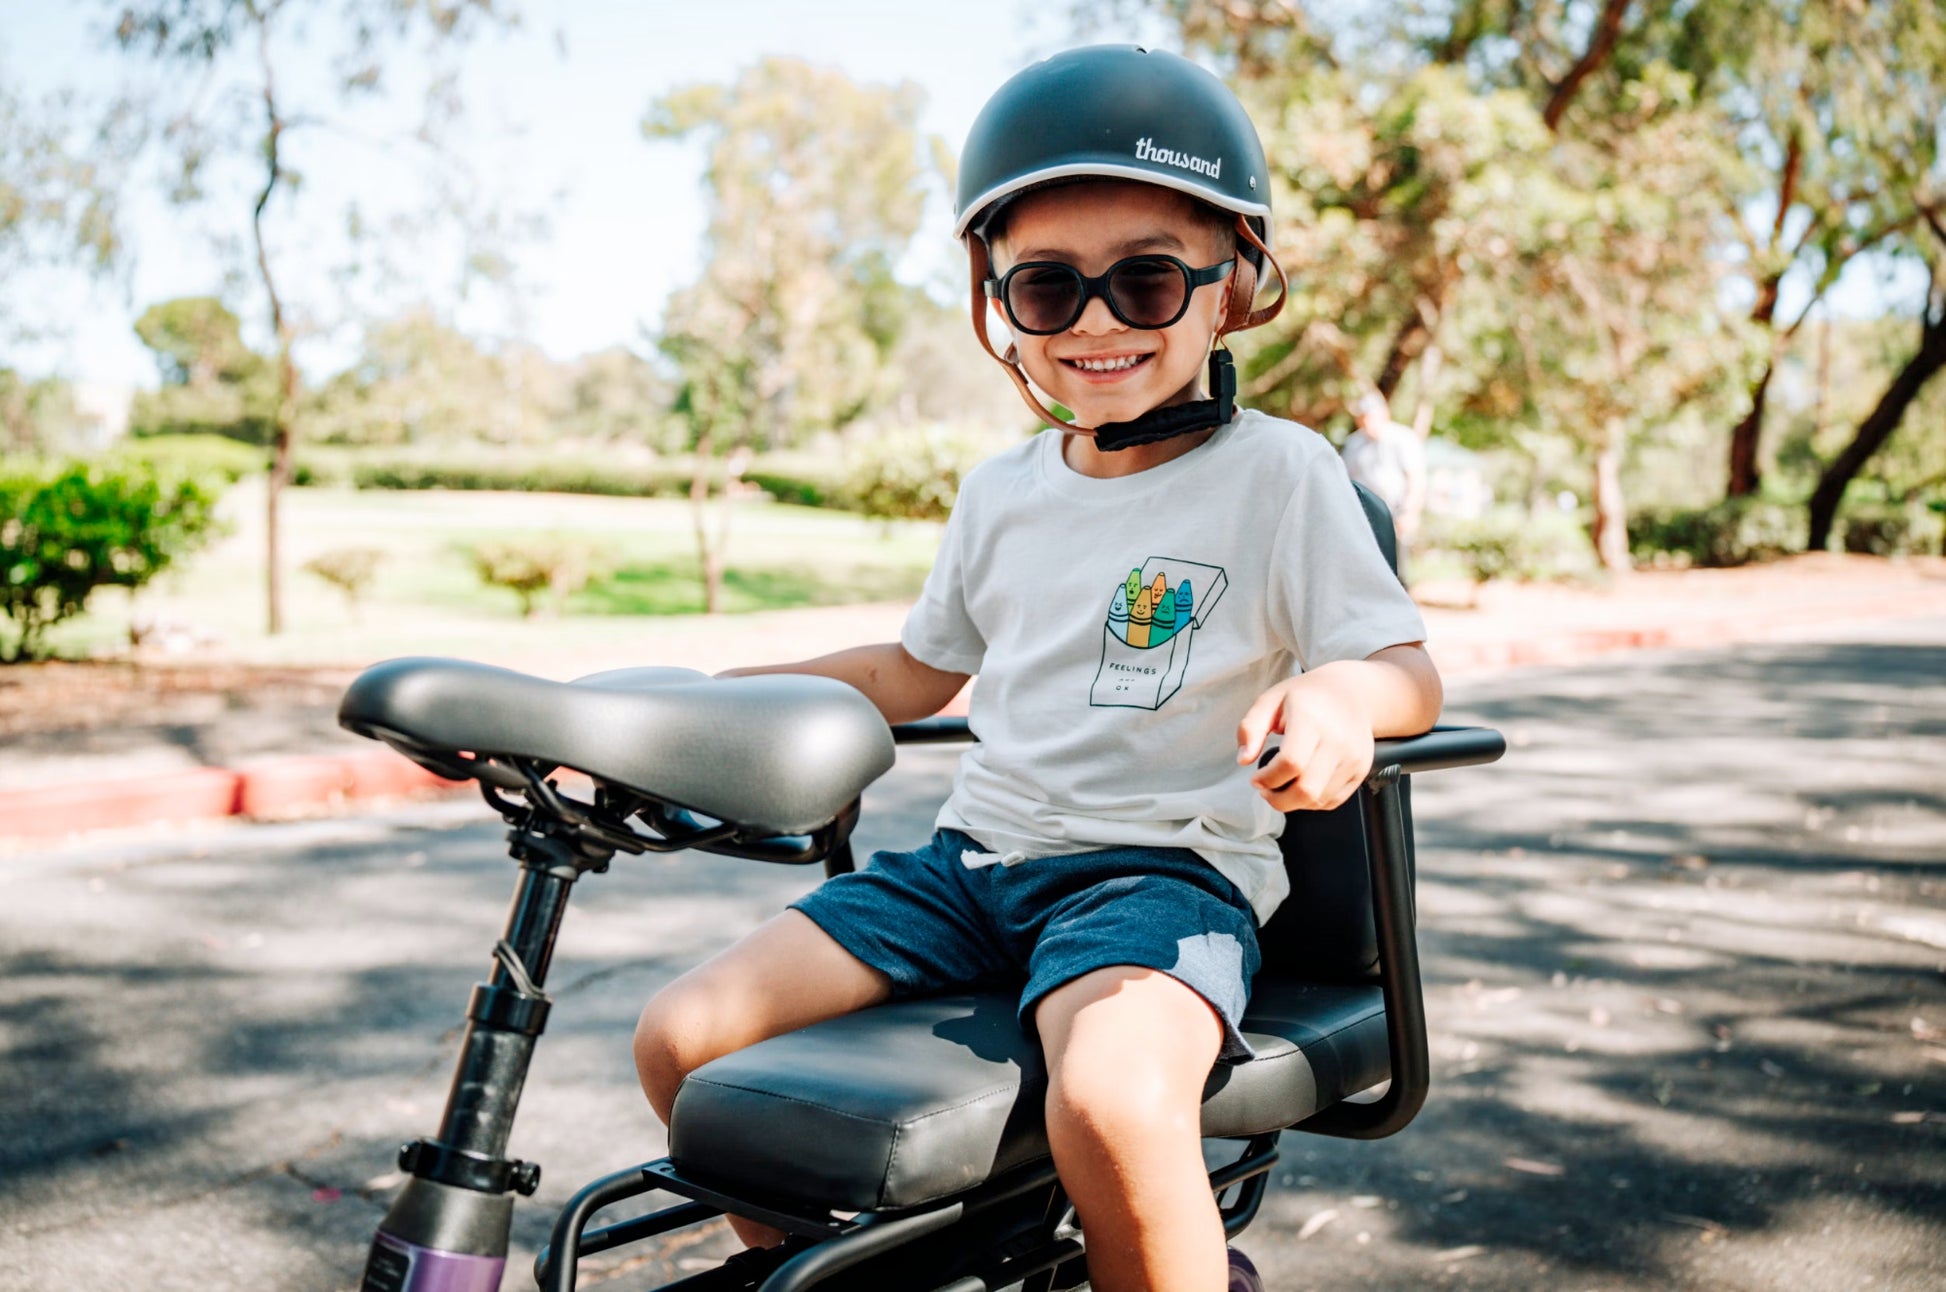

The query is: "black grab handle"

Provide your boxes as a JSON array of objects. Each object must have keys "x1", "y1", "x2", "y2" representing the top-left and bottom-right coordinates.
[{"x1": 894, "y1": 717, "x2": 1507, "y2": 777}]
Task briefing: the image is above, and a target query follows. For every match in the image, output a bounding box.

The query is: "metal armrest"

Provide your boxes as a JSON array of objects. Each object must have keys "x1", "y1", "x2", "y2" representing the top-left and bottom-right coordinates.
[
  {"x1": 1302, "y1": 723, "x2": 1504, "y2": 1139},
  {"x1": 1372, "y1": 724, "x2": 1507, "y2": 776},
  {"x1": 895, "y1": 718, "x2": 1507, "y2": 770}
]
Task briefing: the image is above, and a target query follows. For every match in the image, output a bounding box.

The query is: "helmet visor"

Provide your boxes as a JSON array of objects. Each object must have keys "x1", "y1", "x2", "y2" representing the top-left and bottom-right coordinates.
[{"x1": 989, "y1": 254, "x2": 1234, "y2": 335}]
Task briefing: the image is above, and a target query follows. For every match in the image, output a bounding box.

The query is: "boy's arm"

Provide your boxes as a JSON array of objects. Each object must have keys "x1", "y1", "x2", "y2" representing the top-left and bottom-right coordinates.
[
  {"x1": 720, "y1": 642, "x2": 970, "y2": 726},
  {"x1": 1234, "y1": 643, "x2": 1443, "y2": 813}
]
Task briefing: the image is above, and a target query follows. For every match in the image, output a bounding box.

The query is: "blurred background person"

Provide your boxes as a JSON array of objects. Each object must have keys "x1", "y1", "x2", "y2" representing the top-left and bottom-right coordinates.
[{"x1": 1341, "y1": 390, "x2": 1427, "y2": 581}]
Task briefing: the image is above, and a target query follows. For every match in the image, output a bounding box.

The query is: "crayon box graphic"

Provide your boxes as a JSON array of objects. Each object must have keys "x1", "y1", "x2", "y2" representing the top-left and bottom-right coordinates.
[{"x1": 1089, "y1": 557, "x2": 1228, "y2": 710}]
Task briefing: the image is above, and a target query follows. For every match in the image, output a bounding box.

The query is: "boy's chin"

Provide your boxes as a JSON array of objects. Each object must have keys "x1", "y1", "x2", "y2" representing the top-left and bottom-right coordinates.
[{"x1": 1060, "y1": 391, "x2": 1160, "y2": 430}]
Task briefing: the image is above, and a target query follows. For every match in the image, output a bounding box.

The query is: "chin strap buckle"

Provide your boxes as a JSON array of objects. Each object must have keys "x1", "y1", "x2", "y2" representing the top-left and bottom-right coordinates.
[{"x1": 1093, "y1": 350, "x2": 1237, "y2": 451}]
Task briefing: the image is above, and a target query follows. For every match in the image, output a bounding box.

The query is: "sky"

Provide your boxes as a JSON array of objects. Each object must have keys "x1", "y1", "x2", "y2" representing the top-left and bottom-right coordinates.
[
  {"x1": 3, "y1": 0, "x2": 1110, "y2": 389},
  {"x1": 2, "y1": 1, "x2": 1925, "y2": 393}
]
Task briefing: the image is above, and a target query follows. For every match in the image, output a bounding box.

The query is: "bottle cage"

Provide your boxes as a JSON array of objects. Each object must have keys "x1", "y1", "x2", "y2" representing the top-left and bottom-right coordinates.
[{"x1": 965, "y1": 214, "x2": 1287, "y2": 449}]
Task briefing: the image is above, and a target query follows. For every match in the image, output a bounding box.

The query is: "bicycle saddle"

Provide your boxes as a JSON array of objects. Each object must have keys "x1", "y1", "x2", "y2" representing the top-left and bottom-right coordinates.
[{"x1": 338, "y1": 657, "x2": 896, "y2": 835}]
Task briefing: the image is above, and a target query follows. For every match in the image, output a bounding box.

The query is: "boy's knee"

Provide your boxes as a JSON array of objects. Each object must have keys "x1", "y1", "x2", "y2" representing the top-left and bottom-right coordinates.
[
  {"x1": 632, "y1": 981, "x2": 719, "y2": 1102},
  {"x1": 1047, "y1": 1055, "x2": 1198, "y2": 1146},
  {"x1": 1038, "y1": 969, "x2": 1219, "y2": 1144}
]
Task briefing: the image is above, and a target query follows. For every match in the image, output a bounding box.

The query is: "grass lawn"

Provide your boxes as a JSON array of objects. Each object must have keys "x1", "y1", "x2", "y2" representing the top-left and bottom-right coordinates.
[{"x1": 38, "y1": 481, "x2": 943, "y2": 665}]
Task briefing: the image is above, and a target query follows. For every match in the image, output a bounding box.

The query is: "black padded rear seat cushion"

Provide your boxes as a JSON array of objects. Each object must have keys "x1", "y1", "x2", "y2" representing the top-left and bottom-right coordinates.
[{"x1": 668, "y1": 981, "x2": 1388, "y2": 1213}]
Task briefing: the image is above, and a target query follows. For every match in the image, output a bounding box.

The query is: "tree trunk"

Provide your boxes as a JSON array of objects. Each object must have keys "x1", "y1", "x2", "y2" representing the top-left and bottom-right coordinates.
[
  {"x1": 250, "y1": 7, "x2": 293, "y2": 636},
  {"x1": 1806, "y1": 299, "x2": 1946, "y2": 551},
  {"x1": 1543, "y1": 0, "x2": 1633, "y2": 132},
  {"x1": 1591, "y1": 436, "x2": 1631, "y2": 575},
  {"x1": 1410, "y1": 341, "x2": 1443, "y2": 438},
  {"x1": 1725, "y1": 361, "x2": 1774, "y2": 498},
  {"x1": 1376, "y1": 286, "x2": 1450, "y2": 403},
  {"x1": 689, "y1": 432, "x2": 724, "y2": 614}
]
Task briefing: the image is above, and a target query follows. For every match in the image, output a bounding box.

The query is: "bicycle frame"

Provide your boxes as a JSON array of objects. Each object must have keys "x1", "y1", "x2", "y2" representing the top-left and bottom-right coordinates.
[{"x1": 356, "y1": 721, "x2": 1502, "y2": 1292}]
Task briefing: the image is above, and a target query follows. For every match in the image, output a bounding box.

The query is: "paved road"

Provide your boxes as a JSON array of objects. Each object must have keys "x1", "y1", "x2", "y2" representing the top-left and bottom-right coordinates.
[{"x1": 3, "y1": 619, "x2": 1942, "y2": 1290}]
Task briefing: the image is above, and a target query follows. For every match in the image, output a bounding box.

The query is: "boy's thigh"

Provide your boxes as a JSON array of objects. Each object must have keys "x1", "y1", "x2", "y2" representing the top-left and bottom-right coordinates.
[
  {"x1": 657, "y1": 909, "x2": 894, "y2": 1047},
  {"x1": 1034, "y1": 965, "x2": 1224, "y2": 1088}
]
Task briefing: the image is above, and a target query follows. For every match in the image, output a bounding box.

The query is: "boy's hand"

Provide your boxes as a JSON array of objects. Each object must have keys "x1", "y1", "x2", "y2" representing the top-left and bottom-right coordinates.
[{"x1": 1236, "y1": 674, "x2": 1375, "y2": 812}]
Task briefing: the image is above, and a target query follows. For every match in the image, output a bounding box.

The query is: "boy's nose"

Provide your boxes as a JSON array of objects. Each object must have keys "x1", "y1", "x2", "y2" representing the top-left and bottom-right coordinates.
[{"x1": 1070, "y1": 293, "x2": 1123, "y2": 335}]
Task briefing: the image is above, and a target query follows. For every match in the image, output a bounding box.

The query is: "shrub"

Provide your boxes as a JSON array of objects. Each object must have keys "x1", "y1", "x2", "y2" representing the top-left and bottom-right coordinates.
[
  {"x1": 1839, "y1": 500, "x2": 1946, "y2": 557},
  {"x1": 0, "y1": 460, "x2": 224, "y2": 662},
  {"x1": 838, "y1": 427, "x2": 992, "y2": 524},
  {"x1": 466, "y1": 537, "x2": 607, "y2": 618},
  {"x1": 1425, "y1": 508, "x2": 1598, "y2": 586},
  {"x1": 303, "y1": 546, "x2": 386, "y2": 620},
  {"x1": 1627, "y1": 498, "x2": 1801, "y2": 567}
]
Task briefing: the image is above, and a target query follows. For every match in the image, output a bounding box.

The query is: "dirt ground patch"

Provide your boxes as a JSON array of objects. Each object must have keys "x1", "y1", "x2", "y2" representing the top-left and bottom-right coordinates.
[{"x1": 0, "y1": 661, "x2": 353, "y2": 739}]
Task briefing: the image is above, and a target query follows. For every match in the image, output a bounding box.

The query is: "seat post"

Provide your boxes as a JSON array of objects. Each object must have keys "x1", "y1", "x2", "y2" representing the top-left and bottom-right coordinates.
[{"x1": 363, "y1": 821, "x2": 612, "y2": 1291}]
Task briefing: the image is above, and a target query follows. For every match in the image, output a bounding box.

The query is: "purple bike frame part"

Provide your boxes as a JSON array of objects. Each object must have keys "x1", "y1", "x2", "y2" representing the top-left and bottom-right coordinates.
[{"x1": 363, "y1": 1233, "x2": 505, "y2": 1292}]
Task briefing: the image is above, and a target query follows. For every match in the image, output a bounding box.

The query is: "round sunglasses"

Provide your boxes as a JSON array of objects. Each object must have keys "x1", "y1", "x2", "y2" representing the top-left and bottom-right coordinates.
[{"x1": 986, "y1": 254, "x2": 1236, "y2": 336}]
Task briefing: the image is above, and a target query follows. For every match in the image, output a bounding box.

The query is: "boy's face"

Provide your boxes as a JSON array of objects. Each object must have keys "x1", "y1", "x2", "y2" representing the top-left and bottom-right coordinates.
[{"x1": 990, "y1": 181, "x2": 1232, "y2": 432}]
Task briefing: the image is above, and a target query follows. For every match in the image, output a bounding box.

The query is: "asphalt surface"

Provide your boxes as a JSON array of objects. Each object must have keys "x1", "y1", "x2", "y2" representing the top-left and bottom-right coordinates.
[{"x1": 2, "y1": 617, "x2": 1942, "y2": 1290}]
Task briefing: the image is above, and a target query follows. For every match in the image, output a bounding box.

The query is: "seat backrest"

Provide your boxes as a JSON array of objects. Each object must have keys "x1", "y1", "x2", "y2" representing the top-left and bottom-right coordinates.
[{"x1": 1256, "y1": 481, "x2": 1415, "y2": 985}]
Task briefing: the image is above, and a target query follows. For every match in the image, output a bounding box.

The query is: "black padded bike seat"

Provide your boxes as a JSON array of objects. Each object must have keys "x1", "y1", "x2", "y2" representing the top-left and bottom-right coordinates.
[
  {"x1": 338, "y1": 657, "x2": 896, "y2": 835},
  {"x1": 667, "y1": 980, "x2": 1388, "y2": 1212}
]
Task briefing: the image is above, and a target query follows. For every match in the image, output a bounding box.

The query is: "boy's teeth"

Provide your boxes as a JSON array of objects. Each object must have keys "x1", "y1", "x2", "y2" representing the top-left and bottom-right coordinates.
[{"x1": 1073, "y1": 355, "x2": 1143, "y2": 372}]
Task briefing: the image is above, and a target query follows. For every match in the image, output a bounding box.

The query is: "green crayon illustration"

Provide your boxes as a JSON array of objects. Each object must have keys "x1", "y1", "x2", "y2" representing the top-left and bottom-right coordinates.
[
  {"x1": 1152, "y1": 584, "x2": 1178, "y2": 643},
  {"x1": 1125, "y1": 568, "x2": 1142, "y2": 603}
]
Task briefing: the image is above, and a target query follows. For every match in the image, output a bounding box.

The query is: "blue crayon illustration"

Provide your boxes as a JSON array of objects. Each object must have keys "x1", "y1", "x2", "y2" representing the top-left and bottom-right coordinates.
[
  {"x1": 1108, "y1": 584, "x2": 1131, "y2": 643},
  {"x1": 1176, "y1": 580, "x2": 1193, "y2": 622}
]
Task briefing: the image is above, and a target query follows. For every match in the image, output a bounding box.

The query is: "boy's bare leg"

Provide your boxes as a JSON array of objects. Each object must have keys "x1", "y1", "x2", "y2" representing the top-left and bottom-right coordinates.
[
  {"x1": 1035, "y1": 966, "x2": 1227, "y2": 1292},
  {"x1": 634, "y1": 909, "x2": 892, "y2": 1249}
]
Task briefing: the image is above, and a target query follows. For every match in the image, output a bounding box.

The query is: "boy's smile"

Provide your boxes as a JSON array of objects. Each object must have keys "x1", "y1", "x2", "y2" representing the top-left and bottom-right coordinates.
[{"x1": 990, "y1": 180, "x2": 1232, "y2": 466}]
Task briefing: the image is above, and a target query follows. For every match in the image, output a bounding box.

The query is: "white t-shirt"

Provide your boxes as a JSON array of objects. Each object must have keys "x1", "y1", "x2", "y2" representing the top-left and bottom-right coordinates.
[{"x1": 900, "y1": 408, "x2": 1429, "y2": 924}]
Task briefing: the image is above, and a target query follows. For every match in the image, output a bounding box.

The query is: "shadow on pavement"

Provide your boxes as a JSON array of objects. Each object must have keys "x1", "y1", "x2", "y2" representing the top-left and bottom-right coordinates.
[{"x1": 2, "y1": 634, "x2": 1942, "y2": 1289}]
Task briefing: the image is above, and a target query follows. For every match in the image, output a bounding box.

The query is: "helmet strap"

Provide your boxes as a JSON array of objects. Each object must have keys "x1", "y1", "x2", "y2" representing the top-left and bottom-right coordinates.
[
  {"x1": 967, "y1": 236, "x2": 1076, "y2": 432},
  {"x1": 1092, "y1": 348, "x2": 1234, "y2": 451}
]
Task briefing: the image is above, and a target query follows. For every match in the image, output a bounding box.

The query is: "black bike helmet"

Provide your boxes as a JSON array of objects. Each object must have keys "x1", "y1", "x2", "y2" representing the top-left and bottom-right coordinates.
[
  {"x1": 954, "y1": 45, "x2": 1286, "y2": 446},
  {"x1": 955, "y1": 44, "x2": 1272, "y2": 258}
]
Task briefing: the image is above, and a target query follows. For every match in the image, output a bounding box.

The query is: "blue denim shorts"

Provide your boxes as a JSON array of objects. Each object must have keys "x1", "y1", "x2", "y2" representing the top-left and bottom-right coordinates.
[{"x1": 790, "y1": 829, "x2": 1262, "y2": 1062}]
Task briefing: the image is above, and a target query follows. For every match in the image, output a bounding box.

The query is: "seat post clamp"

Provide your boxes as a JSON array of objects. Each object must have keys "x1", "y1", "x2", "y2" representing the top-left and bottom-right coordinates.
[
  {"x1": 398, "y1": 1138, "x2": 542, "y2": 1197},
  {"x1": 467, "y1": 980, "x2": 552, "y2": 1037}
]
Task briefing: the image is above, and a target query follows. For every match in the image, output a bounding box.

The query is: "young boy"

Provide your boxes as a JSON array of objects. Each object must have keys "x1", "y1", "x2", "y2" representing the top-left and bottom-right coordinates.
[{"x1": 634, "y1": 46, "x2": 1441, "y2": 1292}]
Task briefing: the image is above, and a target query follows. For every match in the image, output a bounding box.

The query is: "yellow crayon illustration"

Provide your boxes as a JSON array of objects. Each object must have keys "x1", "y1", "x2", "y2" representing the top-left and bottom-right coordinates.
[{"x1": 1128, "y1": 587, "x2": 1154, "y2": 648}]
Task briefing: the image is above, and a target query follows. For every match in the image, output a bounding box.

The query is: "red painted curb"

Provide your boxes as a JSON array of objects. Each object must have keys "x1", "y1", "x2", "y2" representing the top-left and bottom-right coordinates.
[{"x1": 6, "y1": 765, "x2": 244, "y2": 840}]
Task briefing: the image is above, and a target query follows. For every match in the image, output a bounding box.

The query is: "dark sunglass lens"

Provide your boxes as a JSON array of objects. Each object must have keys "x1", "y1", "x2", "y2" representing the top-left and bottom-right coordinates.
[
  {"x1": 1007, "y1": 266, "x2": 1082, "y2": 333},
  {"x1": 1109, "y1": 257, "x2": 1189, "y2": 327}
]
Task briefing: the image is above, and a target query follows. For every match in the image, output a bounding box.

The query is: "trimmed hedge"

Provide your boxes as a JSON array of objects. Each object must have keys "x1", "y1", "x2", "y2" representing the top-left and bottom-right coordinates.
[
  {"x1": 111, "y1": 432, "x2": 267, "y2": 483},
  {"x1": 291, "y1": 448, "x2": 843, "y2": 507}
]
